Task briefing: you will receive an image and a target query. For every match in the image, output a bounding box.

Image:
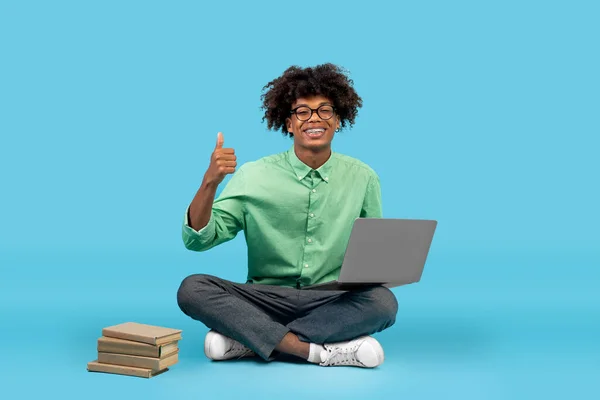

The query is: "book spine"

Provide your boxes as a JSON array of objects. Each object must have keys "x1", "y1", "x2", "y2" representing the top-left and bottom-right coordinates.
[
  {"x1": 87, "y1": 362, "x2": 151, "y2": 378},
  {"x1": 101, "y1": 329, "x2": 157, "y2": 345},
  {"x1": 97, "y1": 341, "x2": 159, "y2": 358},
  {"x1": 98, "y1": 352, "x2": 160, "y2": 370}
]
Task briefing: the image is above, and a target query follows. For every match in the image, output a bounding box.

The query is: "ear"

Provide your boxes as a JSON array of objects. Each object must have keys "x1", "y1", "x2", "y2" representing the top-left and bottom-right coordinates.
[
  {"x1": 286, "y1": 117, "x2": 293, "y2": 133},
  {"x1": 336, "y1": 116, "x2": 341, "y2": 131}
]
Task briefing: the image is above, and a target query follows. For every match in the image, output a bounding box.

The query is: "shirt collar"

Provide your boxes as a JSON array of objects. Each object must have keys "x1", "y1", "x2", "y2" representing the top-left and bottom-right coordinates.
[{"x1": 287, "y1": 145, "x2": 335, "y2": 183}]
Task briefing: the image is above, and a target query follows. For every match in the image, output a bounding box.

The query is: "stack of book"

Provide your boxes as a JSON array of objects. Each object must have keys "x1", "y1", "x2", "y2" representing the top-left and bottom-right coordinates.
[{"x1": 87, "y1": 322, "x2": 182, "y2": 378}]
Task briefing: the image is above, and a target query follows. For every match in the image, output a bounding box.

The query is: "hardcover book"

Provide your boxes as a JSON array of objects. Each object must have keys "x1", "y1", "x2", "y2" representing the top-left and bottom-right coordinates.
[
  {"x1": 97, "y1": 351, "x2": 179, "y2": 371},
  {"x1": 102, "y1": 322, "x2": 182, "y2": 346},
  {"x1": 97, "y1": 336, "x2": 178, "y2": 358},
  {"x1": 87, "y1": 360, "x2": 168, "y2": 378}
]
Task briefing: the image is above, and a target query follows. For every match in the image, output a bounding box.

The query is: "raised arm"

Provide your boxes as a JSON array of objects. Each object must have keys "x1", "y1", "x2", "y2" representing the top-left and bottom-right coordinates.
[
  {"x1": 183, "y1": 132, "x2": 245, "y2": 252},
  {"x1": 188, "y1": 132, "x2": 237, "y2": 231}
]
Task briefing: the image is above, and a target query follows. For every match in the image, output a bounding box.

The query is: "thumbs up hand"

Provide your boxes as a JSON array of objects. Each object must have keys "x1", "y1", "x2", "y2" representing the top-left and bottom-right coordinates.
[{"x1": 204, "y1": 132, "x2": 237, "y2": 186}]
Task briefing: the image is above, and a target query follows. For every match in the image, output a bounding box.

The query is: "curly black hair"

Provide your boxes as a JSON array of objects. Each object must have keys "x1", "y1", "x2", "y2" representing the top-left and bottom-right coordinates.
[{"x1": 260, "y1": 63, "x2": 363, "y2": 137}]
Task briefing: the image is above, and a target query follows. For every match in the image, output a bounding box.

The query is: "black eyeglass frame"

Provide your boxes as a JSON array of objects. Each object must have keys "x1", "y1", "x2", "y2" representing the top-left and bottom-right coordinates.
[{"x1": 290, "y1": 105, "x2": 336, "y2": 121}]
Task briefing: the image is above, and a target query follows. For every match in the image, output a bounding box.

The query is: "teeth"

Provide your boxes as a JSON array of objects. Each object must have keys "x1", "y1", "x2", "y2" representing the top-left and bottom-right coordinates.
[{"x1": 306, "y1": 129, "x2": 325, "y2": 134}]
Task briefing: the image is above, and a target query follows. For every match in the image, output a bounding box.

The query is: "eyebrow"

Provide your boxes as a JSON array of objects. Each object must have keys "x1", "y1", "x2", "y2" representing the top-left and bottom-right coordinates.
[{"x1": 294, "y1": 102, "x2": 332, "y2": 108}]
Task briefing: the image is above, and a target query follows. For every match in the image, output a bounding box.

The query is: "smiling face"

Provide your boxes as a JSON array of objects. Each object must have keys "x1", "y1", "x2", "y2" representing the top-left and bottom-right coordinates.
[{"x1": 286, "y1": 95, "x2": 340, "y2": 153}]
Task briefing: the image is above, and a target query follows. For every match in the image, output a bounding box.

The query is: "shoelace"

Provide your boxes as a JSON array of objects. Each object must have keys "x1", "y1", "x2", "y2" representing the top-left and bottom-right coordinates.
[
  {"x1": 225, "y1": 340, "x2": 255, "y2": 359},
  {"x1": 321, "y1": 342, "x2": 364, "y2": 367}
]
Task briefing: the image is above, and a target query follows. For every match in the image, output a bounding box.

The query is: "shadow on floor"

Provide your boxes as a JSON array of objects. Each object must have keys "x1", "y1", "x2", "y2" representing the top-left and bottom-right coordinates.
[{"x1": 377, "y1": 316, "x2": 491, "y2": 358}]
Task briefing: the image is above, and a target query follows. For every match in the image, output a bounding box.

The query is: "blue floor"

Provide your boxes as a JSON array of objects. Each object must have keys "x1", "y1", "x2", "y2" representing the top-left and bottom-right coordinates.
[{"x1": 2, "y1": 249, "x2": 598, "y2": 400}]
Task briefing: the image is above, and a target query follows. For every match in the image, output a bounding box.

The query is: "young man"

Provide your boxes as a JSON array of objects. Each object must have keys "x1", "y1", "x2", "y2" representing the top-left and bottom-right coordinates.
[{"x1": 177, "y1": 63, "x2": 398, "y2": 368}]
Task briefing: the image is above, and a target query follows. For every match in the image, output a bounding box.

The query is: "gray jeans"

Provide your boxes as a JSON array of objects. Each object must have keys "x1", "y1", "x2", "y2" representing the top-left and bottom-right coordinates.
[{"x1": 176, "y1": 274, "x2": 399, "y2": 360}]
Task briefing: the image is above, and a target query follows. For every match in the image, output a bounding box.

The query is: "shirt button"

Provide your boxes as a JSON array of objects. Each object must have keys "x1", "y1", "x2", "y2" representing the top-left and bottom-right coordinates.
[
  {"x1": 307, "y1": 238, "x2": 312, "y2": 243},
  {"x1": 312, "y1": 189, "x2": 316, "y2": 193},
  {"x1": 304, "y1": 264, "x2": 309, "y2": 268},
  {"x1": 324, "y1": 177, "x2": 329, "y2": 181},
  {"x1": 310, "y1": 213, "x2": 315, "y2": 217},
  {"x1": 298, "y1": 176, "x2": 302, "y2": 180}
]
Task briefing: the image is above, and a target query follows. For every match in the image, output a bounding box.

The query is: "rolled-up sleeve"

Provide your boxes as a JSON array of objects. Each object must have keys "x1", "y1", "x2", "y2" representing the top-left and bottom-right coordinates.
[{"x1": 182, "y1": 166, "x2": 247, "y2": 251}]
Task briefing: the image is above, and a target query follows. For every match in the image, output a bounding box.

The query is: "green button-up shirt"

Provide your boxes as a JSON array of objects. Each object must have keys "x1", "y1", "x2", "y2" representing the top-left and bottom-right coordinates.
[{"x1": 182, "y1": 145, "x2": 382, "y2": 288}]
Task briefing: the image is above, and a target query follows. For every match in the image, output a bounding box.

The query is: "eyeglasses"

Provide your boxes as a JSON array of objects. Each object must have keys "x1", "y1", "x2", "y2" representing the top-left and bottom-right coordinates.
[{"x1": 290, "y1": 105, "x2": 335, "y2": 121}]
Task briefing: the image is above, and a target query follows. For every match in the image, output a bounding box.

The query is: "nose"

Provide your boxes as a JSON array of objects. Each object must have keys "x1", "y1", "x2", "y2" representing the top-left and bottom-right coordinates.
[{"x1": 308, "y1": 110, "x2": 323, "y2": 123}]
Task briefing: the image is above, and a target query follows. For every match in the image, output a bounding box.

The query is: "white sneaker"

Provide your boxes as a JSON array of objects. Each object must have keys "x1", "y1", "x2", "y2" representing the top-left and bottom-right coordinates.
[
  {"x1": 319, "y1": 336, "x2": 384, "y2": 368},
  {"x1": 204, "y1": 330, "x2": 256, "y2": 361}
]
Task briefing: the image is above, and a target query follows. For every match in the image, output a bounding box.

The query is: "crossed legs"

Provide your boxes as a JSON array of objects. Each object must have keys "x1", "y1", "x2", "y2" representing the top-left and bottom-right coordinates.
[{"x1": 176, "y1": 274, "x2": 398, "y2": 362}]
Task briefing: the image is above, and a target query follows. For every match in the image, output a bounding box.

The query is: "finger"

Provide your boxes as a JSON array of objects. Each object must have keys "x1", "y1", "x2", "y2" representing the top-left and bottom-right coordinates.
[
  {"x1": 218, "y1": 166, "x2": 236, "y2": 174},
  {"x1": 216, "y1": 132, "x2": 224, "y2": 149},
  {"x1": 215, "y1": 153, "x2": 236, "y2": 161},
  {"x1": 218, "y1": 160, "x2": 237, "y2": 167},
  {"x1": 218, "y1": 148, "x2": 235, "y2": 154}
]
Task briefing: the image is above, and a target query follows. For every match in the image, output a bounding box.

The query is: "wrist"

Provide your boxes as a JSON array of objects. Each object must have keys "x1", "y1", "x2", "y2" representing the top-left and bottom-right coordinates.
[{"x1": 201, "y1": 176, "x2": 220, "y2": 190}]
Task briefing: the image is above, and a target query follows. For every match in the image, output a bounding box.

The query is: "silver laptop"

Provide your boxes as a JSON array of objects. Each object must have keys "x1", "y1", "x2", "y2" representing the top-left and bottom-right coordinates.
[{"x1": 301, "y1": 218, "x2": 437, "y2": 290}]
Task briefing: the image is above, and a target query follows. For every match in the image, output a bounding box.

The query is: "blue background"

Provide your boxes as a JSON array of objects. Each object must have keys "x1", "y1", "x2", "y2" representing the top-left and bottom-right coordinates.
[{"x1": 1, "y1": 0, "x2": 598, "y2": 399}]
